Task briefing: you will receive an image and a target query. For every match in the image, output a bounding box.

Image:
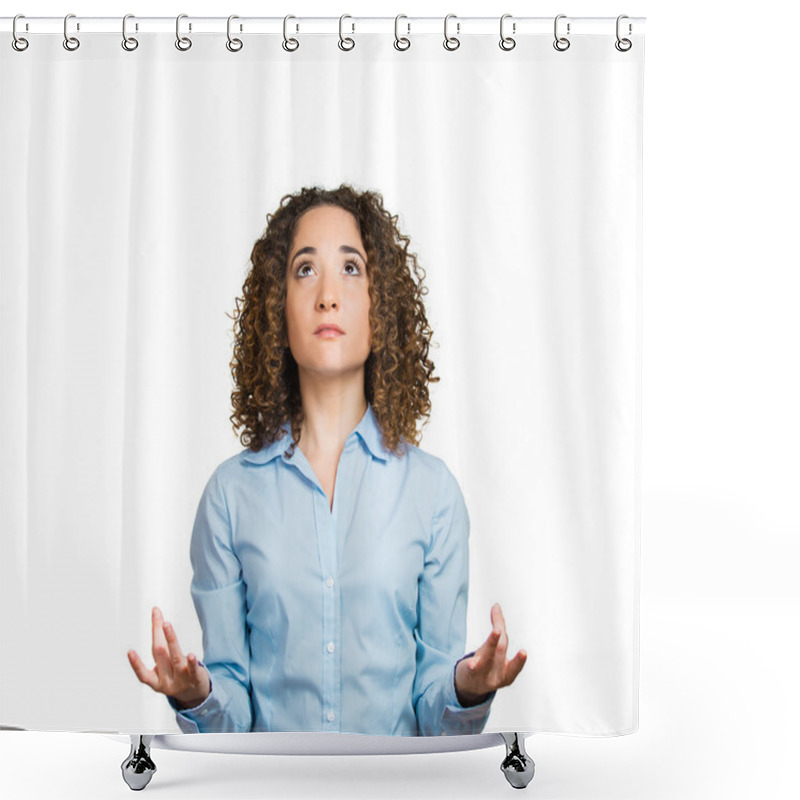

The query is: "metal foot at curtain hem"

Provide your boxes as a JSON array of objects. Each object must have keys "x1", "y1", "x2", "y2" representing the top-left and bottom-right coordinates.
[
  {"x1": 121, "y1": 735, "x2": 157, "y2": 791},
  {"x1": 500, "y1": 732, "x2": 535, "y2": 789}
]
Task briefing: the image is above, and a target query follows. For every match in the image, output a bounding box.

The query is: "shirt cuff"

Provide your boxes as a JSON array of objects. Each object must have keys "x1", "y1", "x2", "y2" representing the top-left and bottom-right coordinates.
[
  {"x1": 166, "y1": 664, "x2": 218, "y2": 733},
  {"x1": 439, "y1": 651, "x2": 496, "y2": 733}
]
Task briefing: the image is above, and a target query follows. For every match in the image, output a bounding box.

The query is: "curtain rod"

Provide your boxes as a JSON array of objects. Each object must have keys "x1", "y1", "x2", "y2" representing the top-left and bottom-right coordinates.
[{"x1": 1, "y1": 16, "x2": 646, "y2": 37}]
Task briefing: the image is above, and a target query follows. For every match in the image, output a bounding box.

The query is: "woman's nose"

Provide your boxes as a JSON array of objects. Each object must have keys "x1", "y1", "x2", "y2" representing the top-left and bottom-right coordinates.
[{"x1": 316, "y1": 272, "x2": 339, "y2": 310}]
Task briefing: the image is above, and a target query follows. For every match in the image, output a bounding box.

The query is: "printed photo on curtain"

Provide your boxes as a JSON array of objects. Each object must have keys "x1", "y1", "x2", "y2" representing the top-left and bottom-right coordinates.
[{"x1": 0, "y1": 13, "x2": 644, "y2": 780}]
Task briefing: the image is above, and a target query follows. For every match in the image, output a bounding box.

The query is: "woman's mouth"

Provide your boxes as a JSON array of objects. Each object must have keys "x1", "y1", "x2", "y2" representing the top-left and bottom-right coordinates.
[{"x1": 314, "y1": 326, "x2": 344, "y2": 338}]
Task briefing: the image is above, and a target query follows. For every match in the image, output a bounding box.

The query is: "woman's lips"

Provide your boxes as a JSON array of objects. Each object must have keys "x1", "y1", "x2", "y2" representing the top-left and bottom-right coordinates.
[{"x1": 314, "y1": 328, "x2": 344, "y2": 338}]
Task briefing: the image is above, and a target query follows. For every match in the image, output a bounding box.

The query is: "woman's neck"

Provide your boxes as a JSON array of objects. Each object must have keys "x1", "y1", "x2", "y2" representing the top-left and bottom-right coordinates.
[{"x1": 296, "y1": 378, "x2": 368, "y2": 457}]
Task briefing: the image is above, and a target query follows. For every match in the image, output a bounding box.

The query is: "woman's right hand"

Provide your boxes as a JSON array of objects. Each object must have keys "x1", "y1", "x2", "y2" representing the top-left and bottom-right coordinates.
[{"x1": 127, "y1": 606, "x2": 211, "y2": 710}]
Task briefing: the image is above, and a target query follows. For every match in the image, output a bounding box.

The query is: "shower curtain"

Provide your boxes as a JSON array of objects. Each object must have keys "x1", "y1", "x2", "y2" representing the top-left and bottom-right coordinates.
[{"x1": 0, "y1": 16, "x2": 644, "y2": 737}]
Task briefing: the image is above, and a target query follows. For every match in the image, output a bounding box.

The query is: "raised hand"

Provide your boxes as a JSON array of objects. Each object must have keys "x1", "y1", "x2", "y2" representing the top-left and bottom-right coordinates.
[
  {"x1": 127, "y1": 606, "x2": 211, "y2": 710},
  {"x1": 454, "y1": 603, "x2": 527, "y2": 706}
]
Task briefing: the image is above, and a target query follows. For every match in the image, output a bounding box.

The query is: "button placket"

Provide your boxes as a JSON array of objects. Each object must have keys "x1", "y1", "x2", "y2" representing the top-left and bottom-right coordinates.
[{"x1": 316, "y1": 463, "x2": 341, "y2": 731}]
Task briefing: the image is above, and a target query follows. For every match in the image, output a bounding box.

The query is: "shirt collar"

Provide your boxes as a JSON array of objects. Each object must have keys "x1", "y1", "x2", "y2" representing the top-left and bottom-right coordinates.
[{"x1": 240, "y1": 403, "x2": 389, "y2": 465}]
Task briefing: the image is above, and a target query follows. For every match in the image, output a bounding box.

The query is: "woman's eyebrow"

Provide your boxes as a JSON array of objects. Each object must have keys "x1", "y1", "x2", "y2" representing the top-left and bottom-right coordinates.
[{"x1": 290, "y1": 245, "x2": 366, "y2": 266}]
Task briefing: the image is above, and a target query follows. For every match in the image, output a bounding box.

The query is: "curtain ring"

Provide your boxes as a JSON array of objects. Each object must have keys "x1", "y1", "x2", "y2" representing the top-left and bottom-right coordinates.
[
  {"x1": 553, "y1": 14, "x2": 570, "y2": 51},
  {"x1": 443, "y1": 14, "x2": 460, "y2": 51},
  {"x1": 499, "y1": 13, "x2": 516, "y2": 51},
  {"x1": 394, "y1": 14, "x2": 410, "y2": 51},
  {"x1": 283, "y1": 15, "x2": 299, "y2": 51},
  {"x1": 175, "y1": 14, "x2": 192, "y2": 51},
  {"x1": 63, "y1": 13, "x2": 80, "y2": 51},
  {"x1": 339, "y1": 14, "x2": 355, "y2": 51},
  {"x1": 12, "y1": 14, "x2": 29, "y2": 52},
  {"x1": 122, "y1": 14, "x2": 139, "y2": 52},
  {"x1": 227, "y1": 15, "x2": 243, "y2": 52},
  {"x1": 615, "y1": 15, "x2": 632, "y2": 52}
]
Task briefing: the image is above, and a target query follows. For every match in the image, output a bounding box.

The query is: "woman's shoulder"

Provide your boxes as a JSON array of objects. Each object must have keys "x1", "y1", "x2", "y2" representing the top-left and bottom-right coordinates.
[
  {"x1": 202, "y1": 447, "x2": 271, "y2": 487},
  {"x1": 395, "y1": 439, "x2": 463, "y2": 494}
]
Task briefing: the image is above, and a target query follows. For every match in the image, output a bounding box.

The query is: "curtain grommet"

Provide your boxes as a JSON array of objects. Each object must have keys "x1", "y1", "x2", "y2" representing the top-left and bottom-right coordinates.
[
  {"x1": 175, "y1": 13, "x2": 192, "y2": 51},
  {"x1": 394, "y1": 15, "x2": 411, "y2": 51},
  {"x1": 499, "y1": 14, "x2": 516, "y2": 51},
  {"x1": 443, "y1": 13, "x2": 460, "y2": 51},
  {"x1": 553, "y1": 14, "x2": 570, "y2": 52},
  {"x1": 12, "y1": 14, "x2": 29, "y2": 51},
  {"x1": 283, "y1": 15, "x2": 299, "y2": 52},
  {"x1": 63, "y1": 13, "x2": 80, "y2": 51},
  {"x1": 226, "y1": 15, "x2": 243, "y2": 52},
  {"x1": 121, "y1": 14, "x2": 139, "y2": 52},
  {"x1": 338, "y1": 14, "x2": 355, "y2": 51}
]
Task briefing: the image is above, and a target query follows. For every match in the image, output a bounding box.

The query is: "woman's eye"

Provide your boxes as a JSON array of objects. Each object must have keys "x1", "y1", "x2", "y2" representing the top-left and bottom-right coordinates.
[{"x1": 296, "y1": 260, "x2": 360, "y2": 277}]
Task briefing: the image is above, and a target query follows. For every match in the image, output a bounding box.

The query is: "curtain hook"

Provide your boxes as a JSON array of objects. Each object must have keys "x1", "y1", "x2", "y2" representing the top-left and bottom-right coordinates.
[
  {"x1": 499, "y1": 13, "x2": 516, "y2": 51},
  {"x1": 553, "y1": 14, "x2": 570, "y2": 52},
  {"x1": 63, "y1": 13, "x2": 80, "y2": 51},
  {"x1": 227, "y1": 15, "x2": 243, "y2": 52},
  {"x1": 175, "y1": 13, "x2": 192, "y2": 51},
  {"x1": 443, "y1": 13, "x2": 460, "y2": 51},
  {"x1": 339, "y1": 14, "x2": 355, "y2": 51},
  {"x1": 122, "y1": 14, "x2": 139, "y2": 52},
  {"x1": 12, "y1": 14, "x2": 29, "y2": 52},
  {"x1": 615, "y1": 15, "x2": 632, "y2": 52},
  {"x1": 283, "y1": 15, "x2": 299, "y2": 51},
  {"x1": 394, "y1": 14, "x2": 411, "y2": 51},
  {"x1": 339, "y1": 14, "x2": 356, "y2": 50}
]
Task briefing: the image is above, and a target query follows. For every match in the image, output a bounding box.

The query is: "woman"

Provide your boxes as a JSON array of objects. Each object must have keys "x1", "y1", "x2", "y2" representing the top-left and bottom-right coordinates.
[{"x1": 127, "y1": 185, "x2": 526, "y2": 735}]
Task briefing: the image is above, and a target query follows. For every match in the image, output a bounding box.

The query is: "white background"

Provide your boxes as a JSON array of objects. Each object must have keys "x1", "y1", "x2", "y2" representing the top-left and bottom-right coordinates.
[{"x1": 1, "y1": 1, "x2": 798, "y2": 799}]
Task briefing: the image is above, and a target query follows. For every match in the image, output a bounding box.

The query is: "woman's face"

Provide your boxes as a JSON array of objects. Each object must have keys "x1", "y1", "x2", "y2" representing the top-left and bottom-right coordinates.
[{"x1": 285, "y1": 204, "x2": 372, "y2": 382}]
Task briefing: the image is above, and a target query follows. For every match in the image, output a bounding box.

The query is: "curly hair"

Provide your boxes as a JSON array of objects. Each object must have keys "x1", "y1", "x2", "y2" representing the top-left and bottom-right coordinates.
[{"x1": 228, "y1": 184, "x2": 440, "y2": 458}]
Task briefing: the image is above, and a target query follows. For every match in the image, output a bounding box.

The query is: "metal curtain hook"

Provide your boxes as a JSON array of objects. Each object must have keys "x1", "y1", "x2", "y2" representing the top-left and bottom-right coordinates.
[
  {"x1": 553, "y1": 14, "x2": 570, "y2": 51},
  {"x1": 443, "y1": 13, "x2": 460, "y2": 51},
  {"x1": 175, "y1": 13, "x2": 192, "y2": 51},
  {"x1": 63, "y1": 13, "x2": 80, "y2": 51},
  {"x1": 283, "y1": 15, "x2": 299, "y2": 51},
  {"x1": 12, "y1": 14, "x2": 29, "y2": 51},
  {"x1": 122, "y1": 14, "x2": 139, "y2": 51},
  {"x1": 615, "y1": 14, "x2": 632, "y2": 51},
  {"x1": 499, "y1": 13, "x2": 516, "y2": 51},
  {"x1": 227, "y1": 15, "x2": 243, "y2": 52},
  {"x1": 339, "y1": 14, "x2": 355, "y2": 51},
  {"x1": 394, "y1": 14, "x2": 410, "y2": 50}
]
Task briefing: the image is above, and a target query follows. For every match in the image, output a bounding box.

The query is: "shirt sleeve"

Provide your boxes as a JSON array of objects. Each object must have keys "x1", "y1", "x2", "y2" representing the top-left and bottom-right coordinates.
[
  {"x1": 167, "y1": 469, "x2": 253, "y2": 733},
  {"x1": 413, "y1": 463, "x2": 495, "y2": 735}
]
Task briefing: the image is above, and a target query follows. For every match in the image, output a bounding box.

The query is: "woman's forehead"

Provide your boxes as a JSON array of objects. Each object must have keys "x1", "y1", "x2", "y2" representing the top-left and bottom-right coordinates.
[{"x1": 295, "y1": 204, "x2": 359, "y2": 234}]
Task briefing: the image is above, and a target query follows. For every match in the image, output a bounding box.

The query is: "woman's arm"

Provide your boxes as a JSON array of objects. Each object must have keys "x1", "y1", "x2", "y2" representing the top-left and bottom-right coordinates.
[
  {"x1": 412, "y1": 463, "x2": 495, "y2": 735},
  {"x1": 168, "y1": 469, "x2": 253, "y2": 733}
]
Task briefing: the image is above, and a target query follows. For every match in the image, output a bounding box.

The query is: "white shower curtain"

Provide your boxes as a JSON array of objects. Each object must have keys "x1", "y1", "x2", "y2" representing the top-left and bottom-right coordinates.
[{"x1": 0, "y1": 19, "x2": 644, "y2": 736}]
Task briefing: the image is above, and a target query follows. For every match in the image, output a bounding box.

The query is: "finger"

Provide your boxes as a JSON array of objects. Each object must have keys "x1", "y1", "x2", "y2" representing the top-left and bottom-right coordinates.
[
  {"x1": 151, "y1": 606, "x2": 174, "y2": 680},
  {"x1": 187, "y1": 653, "x2": 207, "y2": 690},
  {"x1": 492, "y1": 603, "x2": 509, "y2": 646},
  {"x1": 491, "y1": 603, "x2": 506, "y2": 633},
  {"x1": 492, "y1": 603, "x2": 508, "y2": 652},
  {"x1": 163, "y1": 620, "x2": 186, "y2": 669},
  {"x1": 186, "y1": 653, "x2": 201, "y2": 682},
  {"x1": 482, "y1": 626, "x2": 501, "y2": 659},
  {"x1": 127, "y1": 649, "x2": 160, "y2": 691},
  {"x1": 503, "y1": 649, "x2": 528, "y2": 686}
]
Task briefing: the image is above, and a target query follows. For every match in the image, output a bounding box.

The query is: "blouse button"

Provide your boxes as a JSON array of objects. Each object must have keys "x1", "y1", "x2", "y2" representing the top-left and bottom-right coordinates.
[
  {"x1": 327, "y1": 711, "x2": 335, "y2": 722},
  {"x1": 327, "y1": 642, "x2": 335, "y2": 653},
  {"x1": 326, "y1": 577, "x2": 334, "y2": 588}
]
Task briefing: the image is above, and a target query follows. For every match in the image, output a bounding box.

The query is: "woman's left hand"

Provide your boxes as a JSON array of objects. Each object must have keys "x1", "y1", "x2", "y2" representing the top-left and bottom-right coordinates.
[{"x1": 454, "y1": 603, "x2": 527, "y2": 706}]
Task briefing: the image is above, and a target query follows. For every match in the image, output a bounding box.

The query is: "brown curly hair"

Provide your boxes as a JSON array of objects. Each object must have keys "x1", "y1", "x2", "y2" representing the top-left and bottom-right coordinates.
[{"x1": 228, "y1": 184, "x2": 440, "y2": 458}]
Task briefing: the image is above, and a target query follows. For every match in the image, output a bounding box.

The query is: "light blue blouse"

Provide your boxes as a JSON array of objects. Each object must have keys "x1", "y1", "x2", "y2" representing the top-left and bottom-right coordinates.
[{"x1": 168, "y1": 403, "x2": 495, "y2": 735}]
